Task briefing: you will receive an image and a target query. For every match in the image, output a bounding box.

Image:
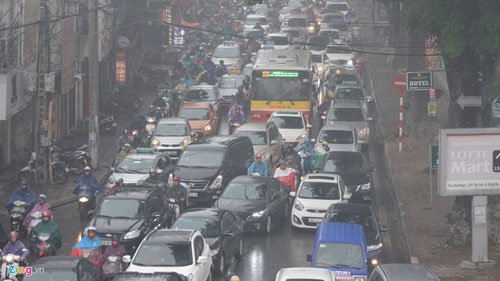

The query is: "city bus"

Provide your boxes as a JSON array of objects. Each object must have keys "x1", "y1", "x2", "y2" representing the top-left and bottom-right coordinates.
[{"x1": 250, "y1": 49, "x2": 314, "y2": 122}]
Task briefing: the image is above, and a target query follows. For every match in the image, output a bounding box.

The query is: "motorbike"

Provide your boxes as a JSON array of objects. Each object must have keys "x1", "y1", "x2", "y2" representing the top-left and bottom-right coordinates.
[
  {"x1": 18, "y1": 152, "x2": 68, "y2": 185},
  {"x1": 27, "y1": 211, "x2": 42, "y2": 235},
  {"x1": 34, "y1": 232, "x2": 53, "y2": 257},
  {"x1": 1, "y1": 254, "x2": 24, "y2": 281},
  {"x1": 165, "y1": 198, "x2": 182, "y2": 228},
  {"x1": 101, "y1": 255, "x2": 123, "y2": 280},
  {"x1": 9, "y1": 201, "x2": 29, "y2": 232},
  {"x1": 51, "y1": 142, "x2": 90, "y2": 175},
  {"x1": 99, "y1": 115, "x2": 118, "y2": 134},
  {"x1": 77, "y1": 186, "x2": 92, "y2": 222},
  {"x1": 155, "y1": 106, "x2": 167, "y2": 119},
  {"x1": 171, "y1": 90, "x2": 184, "y2": 117},
  {"x1": 80, "y1": 246, "x2": 101, "y2": 265},
  {"x1": 229, "y1": 121, "x2": 241, "y2": 135},
  {"x1": 145, "y1": 116, "x2": 157, "y2": 146},
  {"x1": 352, "y1": 26, "x2": 360, "y2": 43}
]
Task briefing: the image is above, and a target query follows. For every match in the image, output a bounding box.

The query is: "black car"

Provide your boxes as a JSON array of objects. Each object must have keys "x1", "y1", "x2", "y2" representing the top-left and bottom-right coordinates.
[
  {"x1": 213, "y1": 176, "x2": 289, "y2": 235},
  {"x1": 322, "y1": 203, "x2": 388, "y2": 265},
  {"x1": 87, "y1": 186, "x2": 167, "y2": 254},
  {"x1": 113, "y1": 272, "x2": 188, "y2": 281},
  {"x1": 304, "y1": 35, "x2": 330, "y2": 51},
  {"x1": 171, "y1": 208, "x2": 244, "y2": 274},
  {"x1": 24, "y1": 256, "x2": 101, "y2": 281},
  {"x1": 320, "y1": 151, "x2": 374, "y2": 203}
]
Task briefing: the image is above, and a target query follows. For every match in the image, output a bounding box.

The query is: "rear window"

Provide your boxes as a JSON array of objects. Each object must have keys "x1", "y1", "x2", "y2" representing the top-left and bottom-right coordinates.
[
  {"x1": 326, "y1": 3, "x2": 349, "y2": 12},
  {"x1": 265, "y1": 36, "x2": 289, "y2": 45},
  {"x1": 288, "y1": 18, "x2": 307, "y2": 28},
  {"x1": 318, "y1": 30, "x2": 340, "y2": 40}
]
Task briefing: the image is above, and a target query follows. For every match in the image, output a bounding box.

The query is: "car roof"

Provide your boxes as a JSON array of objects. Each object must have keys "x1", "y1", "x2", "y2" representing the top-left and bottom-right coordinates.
[
  {"x1": 180, "y1": 102, "x2": 212, "y2": 109},
  {"x1": 316, "y1": 222, "x2": 365, "y2": 243},
  {"x1": 303, "y1": 173, "x2": 341, "y2": 183},
  {"x1": 146, "y1": 229, "x2": 196, "y2": 244},
  {"x1": 188, "y1": 83, "x2": 216, "y2": 89},
  {"x1": 157, "y1": 118, "x2": 189, "y2": 125},
  {"x1": 124, "y1": 152, "x2": 162, "y2": 160},
  {"x1": 267, "y1": 32, "x2": 289, "y2": 37},
  {"x1": 335, "y1": 84, "x2": 363, "y2": 90},
  {"x1": 180, "y1": 208, "x2": 224, "y2": 219},
  {"x1": 329, "y1": 203, "x2": 373, "y2": 215},
  {"x1": 230, "y1": 175, "x2": 271, "y2": 185},
  {"x1": 277, "y1": 267, "x2": 334, "y2": 280},
  {"x1": 31, "y1": 256, "x2": 84, "y2": 268},
  {"x1": 320, "y1": 123, "x2": 356, "y2": 131},
  {"x1": 331, "y1": 99, "x2": 364, "y2": 108},
  {"x1": 246, "y1": 14, "x2": 266, "y2": 19},
  {"x1": 106, "y1": 187, "x2": 155, "y2": 199},
  {"x1": 376, "y1": 264, "x2": 440, "y2": 281},
  {"x1": 190, "y1": 135, "x2": 250, "y2": 147},
  {"x1": 288, "y1": 14, "x2": 308, "y2": 19}
]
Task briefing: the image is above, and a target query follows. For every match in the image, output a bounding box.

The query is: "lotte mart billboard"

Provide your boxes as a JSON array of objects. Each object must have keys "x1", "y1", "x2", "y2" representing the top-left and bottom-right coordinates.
[{"x1": 439, "y1": 128, "x2": 500, "y2": 196}]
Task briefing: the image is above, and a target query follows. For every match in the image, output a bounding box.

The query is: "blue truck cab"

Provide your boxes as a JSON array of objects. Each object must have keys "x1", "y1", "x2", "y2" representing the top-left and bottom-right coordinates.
[{"x1": 307, "y1": 222, "x2": 368, "y2": 281}]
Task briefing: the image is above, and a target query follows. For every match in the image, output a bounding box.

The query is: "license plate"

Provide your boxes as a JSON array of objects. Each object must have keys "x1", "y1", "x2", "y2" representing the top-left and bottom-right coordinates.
[
  {"x1": 309, "y1": 218, "x2": 322, "y2": 223},
  {"x1": 167, "y1": 151, "x2": 177, "y2": 156},
  {"x1": 189, "y1": 192, "x2": 198, "y2": 197},
  {"x1": 101, "y1": 240, "x2": 112, "y2": 246}
]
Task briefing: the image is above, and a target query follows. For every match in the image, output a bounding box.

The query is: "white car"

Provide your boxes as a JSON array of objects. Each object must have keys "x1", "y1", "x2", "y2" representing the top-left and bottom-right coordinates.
[
  {"x1": 124, "y1": 229, "x2": 213, "y2": 281},
  {"x1": 275, "y1": 267, "x2": 337, "y2": 281},
  {"x1": 310, "y1": 50, "x2": 330, "y2": 80},
  {"x1": 325, "y1": 43, "x2": 355, "y2": 71},
  {"x1": 291, "y1": 173, "x2": 350, "y2": 229},
  {"x1": 244, "y1": 14, "x2": 270, "y2": 31},
  {"x1": 268, "y1": 111, "x2": 311, "y2": 148},
  {"x1": 263, "y1": 33, "x2": 292, "y2": 50}
]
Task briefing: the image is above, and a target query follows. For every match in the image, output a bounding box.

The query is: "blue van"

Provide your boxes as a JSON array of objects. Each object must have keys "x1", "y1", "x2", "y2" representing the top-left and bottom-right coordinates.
[{"x1": 307, "y1": 222, "x2": 368, "y2": 280}]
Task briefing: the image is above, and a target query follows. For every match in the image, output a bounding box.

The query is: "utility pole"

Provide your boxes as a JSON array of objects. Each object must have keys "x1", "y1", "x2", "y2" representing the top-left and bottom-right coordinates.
[{"x1": 88, "y1": 0, "x2": 99, "y2": 169}]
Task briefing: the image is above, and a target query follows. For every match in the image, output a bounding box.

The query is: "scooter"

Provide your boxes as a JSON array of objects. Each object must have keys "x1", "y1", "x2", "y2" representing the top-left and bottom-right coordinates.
[
  {"x1": 9, "y1": 201, "x2": 29, "y2": 232},
  {"x1": 100, "y1": 115, "x2": 118, "y2": 134},
  {"x1": 229, "y1": 122, "x2": 241, "y2": 135},
  {"x1": 18, "y1": 152, "x2": 68, "y2": 185},
  {"x1": 1, "y1": 254, "x2": 24, "y2": 281},
  {"x1": 77, "y1": 186, "x2": 92, "y2": 222},
  {"x1": 101, "y1": 255, "x2": 123, "y2": 280},
  {"x1": 145, "y1": 116, "x2": 157, "y2": 146},
  {"x1": 34, "y1": 232, "x2": 53, "y2": 257},
  {"x1": 27, "y1": 211, "x2": 42, "y2": 235},
  {"x1": 51, "y1": 143, "x2": 90, "y2": 175}
]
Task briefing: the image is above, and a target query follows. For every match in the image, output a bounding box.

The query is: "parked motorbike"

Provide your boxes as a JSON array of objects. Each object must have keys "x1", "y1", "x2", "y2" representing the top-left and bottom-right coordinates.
[
  {"x1": 27, "y1": 211, "x2": 42, "y2": 235},
  {"x1": 102, "y1": 255, "x2": 123, "y2": 280},
  {"x1": 9, "y1": 201, "x2": 29, "y2": 232},
  {"x1": 18, "y1": 152, "x2": 68, "y2": 185},
  {"x1": 77, "y1": 186, "x2": 92, "y2": 222},
  {"x1": 34, "y1": 232, "x2": 53, "y2": 257},
  {"x1": 51, "y1": 144, "x2": 90, "y2": 176},
  {"x1": 0, "y1": 254, "x2": 24, "y2": 281}
]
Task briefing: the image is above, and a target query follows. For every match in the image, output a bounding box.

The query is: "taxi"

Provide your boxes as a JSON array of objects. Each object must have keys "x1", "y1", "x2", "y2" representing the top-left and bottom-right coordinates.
[{"x1": 212, "y1": 41, "x2": 246, "y2": 75}]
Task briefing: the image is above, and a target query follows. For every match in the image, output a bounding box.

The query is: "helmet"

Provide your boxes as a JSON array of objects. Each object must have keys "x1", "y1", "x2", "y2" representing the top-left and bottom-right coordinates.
[
  {"x1": 112, "y1": 234, "x2": 120, "y2": 242},
  {"x1": 87, "y1": 226, "x2": 97, "y2": 232},
  {"x1": 84, "y1": 166, "x2": 91, "y2": 171},
  {"x1": 230, "y1": 276, "x2": 240, "y2": 281},
  {"x1": 220, "y1": 60, "x2": 224, "y2": 65},
  {"x1": 124, "y1": 143, "x2": 131, "y2": 148},
  {"x1": 149, "y1": 168, "x2": 157, "y2": 174},
  {"x1": 328, "y1": 91, "x2": 335, "y2": 98},
  {"x1": 322, "y1": 141, "x2": 329, "y2": 146},
  {"x1": 115, "y1": 177, "x2": 124, "y2": 183},
  {"x1": 236, "y1": 105, "x2": 242, "y2": 111},
  {"x1": 279, "y1": 159, "x2": 286, "y2": 165},
  {"x1": 304, "y1": 137, "x2": 311, "y2": 143},
  {"x1": 256, "y1": 154, "x2": 262, "y2": 159},
  {"x1": 9, "y1": 231, "x2": 18, "y2": 240},
  {"x1": 20, "y1": 180, "x2": 28, "y2": 185},
  {"x1": 149, "y1": 105, "x2": 154, "y2": 109},
  {"x1": 42, "y1": 210, "x2": 51, "y2": 217},
  {"x1": 39, "y1": 194, "x2": 47, "y2": 200},
  {"x1": 238, "y1": 85, "x2": 243, "y2": 91},
  {"x1": 173, "y1": 175, "x2": 181, "y2": 181},
  {"x1": 244, "y1": 75, "x2": 251, "y2": 83},
  {"x1": 191, "y1": 132, "x2": 197, "y2": 137}
]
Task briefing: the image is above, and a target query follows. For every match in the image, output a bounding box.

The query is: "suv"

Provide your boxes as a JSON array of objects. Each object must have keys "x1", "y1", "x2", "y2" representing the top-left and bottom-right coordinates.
[
  {"x1": 268, "y1": 111, "x2": 311, "y2": 148},
  {"x1": 307, "y1": 222, "x2": 368, "y2": 280},
  {"x1": 319, "y1": 151, "x2": 374, "y2": 203},
  {"x1": 185, "y1": 83, "x2": 223, "y2": 114},
  {"x1": 326, "y1": 100, "x2": 372, "y2": 149},
  {"x1": 316, "y1": 123, "x2": 360, "y2": 153},
  {"x1": 151, "y1": 118, "x2": 195, "y2": 160},
  {"x1": 212, "y1": 41, "x2": 247, "y2": 75},
  {"x1": 173, "y1": 136, "x2": 255, "y2": 204},
  {"x1": 87, "y1": 186, "x2": 166, "y2": 254},
  {"x1": 323, "y1": 203, "x2": 388, "y2": 266},
  {"x1": 107, "y1": 148, "x2": 175, "y2": 190},
  {"x1": 291, "y1": 173, "x2": 350, "y2": 229},
  {"x1": 233, "y1": 122, "x2": 283, "y2": 171},
  {"x1": 368, "y1": 264, "x2": 440, "y2": 281}
]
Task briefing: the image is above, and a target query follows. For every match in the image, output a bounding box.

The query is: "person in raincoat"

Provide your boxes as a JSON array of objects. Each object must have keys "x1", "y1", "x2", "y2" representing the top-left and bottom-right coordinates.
[
  {"x1": 71, "y1": 226, "x2": 101, "y2": 265},
  {"x1": 6, "y1": 180, "x2": 36, "y2": 216},
  {"x1": 99, "y1": 235, "x2": 127, "y2": 279},
  {"x1": 296, "y1": 138, "x2": 315, "y2": 174},
  {"x1": 314, "y1": 141, "x2": 330, "y2": 171},
  {"x1": 29, "y1": 210, "x2": 62, "y2": 257},
  {"x1": 23, "y1": 194, "x2": 51, "y2": 233}
]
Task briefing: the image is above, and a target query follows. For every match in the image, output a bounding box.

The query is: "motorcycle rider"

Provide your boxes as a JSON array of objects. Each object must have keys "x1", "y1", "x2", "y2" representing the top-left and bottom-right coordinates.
[
  {"x1": 152, "y1": 94, "x2": 167, "y2": 117},
  {"x1": 174, "y1": 77, "x2": 187, "y2": 94},
  {"x1": 144, "y1": 168, "x2": 166, "y2": 189},
  {"x1": 297, "y1": 138, "x2": 315, "y2": 174},
  {"x1": 30, "y1": 210, "x2": 62, "y2": 256},
  {"x1": 273, "y1": 159, "x2": 297, "y2": 192},
  {"x1": 1, "y1": 231, "x2": 29, "y2": 260},
  {"x1": 6, "y1": 180, "x2": 36, "y2": 219},
  {"x1": 216, "y1": 60, "x2": 228, "y2": 78},
  {"x1": 228, "y1": 99, "x2": 245, "y2": 119},
  {"x1": 247, "y1": 154, "x2": 269, "y2": 176},
  {"x1": 23, "y1": 194, "x2": 51, "y2": 233},
  {"x1": 229, "y1": 106, "x2": 245, "y2": 135},
  {"x1": 73, "y1": 166, "x2": 101, "y2": 210},
  {"x1": 114, "y1": 143, "x2": 134, "y2": 167},
  {"x1": 98, "y1": 235, "x2": 127, "y2": 279},
  {"x1": 282, "y1": 144, "x2": 302, "y2": 176},
  {"x1": 314, "y1": 141, "x2": 330, "y2": 171},
  {"x1": 203, "y1": 57, "x2": 217, "y2": 84},
  {"x1": 233, "y1": 85, "x2": 249, "y2": 112},
  {"x1": 166, "y1": 175, "x2": 188, "y2": 219},
  {"x1": 116, "y1": 129, "x2": 131, "y2": 153},
  {"x1": 71, "y1": 226, "x2": 101, "y2": 265},
  {"x1": 106, "y1": 178, "x2": 124, "y2": 195}
]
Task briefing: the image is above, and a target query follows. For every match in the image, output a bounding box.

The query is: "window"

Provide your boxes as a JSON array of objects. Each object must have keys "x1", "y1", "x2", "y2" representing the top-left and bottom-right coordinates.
[
  {"x1": 222, "y1": 182, "x2": 267, "y2": 200},
  {"x1": 221, "y1": 212, "x2": 236, "y2": 233},
  {"x1": 269, "y1": 126, "x2": 280, "y2": 142},
  {"x1": 178, "y1": 108, "x2": 211, "y2": 120},
  {"x1": 194, "y1": 236, "x2": 204, "y2": 260},
  {"x1": 155, "y1": 123, "x2": 188, "y2": 137}
]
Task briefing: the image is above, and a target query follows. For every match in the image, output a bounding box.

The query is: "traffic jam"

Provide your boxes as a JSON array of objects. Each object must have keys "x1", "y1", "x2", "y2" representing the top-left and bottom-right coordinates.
[{"x1": 0, "y1": 0, "x2": 439, "y2": 281}]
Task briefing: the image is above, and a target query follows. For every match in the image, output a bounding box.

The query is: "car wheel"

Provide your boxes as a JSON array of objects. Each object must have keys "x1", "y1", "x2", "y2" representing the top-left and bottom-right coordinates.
[
  {"x1": 215, "y1": 253, "x2": 225, "y2": 274},
  {"x1": 265, "y1": 216, "x2": 272, "y2": 235},
  {"x1": 235, "y1": 238, "x2": 244, "y2": 259}
]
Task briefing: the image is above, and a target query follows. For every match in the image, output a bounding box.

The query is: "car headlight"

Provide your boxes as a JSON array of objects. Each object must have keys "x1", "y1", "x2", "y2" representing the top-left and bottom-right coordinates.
[
  {"x1": 151, "y1": 138, "x2": 160, "y2": 146},
  {"x1": 204, "y1": 124, "x2": 212, "y2": 131},
  {"x1": 354, "y1": 277, "x2": 365, "y2": 281},
  {"x1": 317, "y1": 66, "x2": 324, "y2": 73},
  {"x1": 123, "y1": 230, "x2": 141, "y2": 240},
  {"x1": 294, "y1": 200, "x2": 304, "y2": 211},
  {"x1": 252, "y1": 210, "x2": 265, "y2": 217},
  {"x1": 107, "y1": 176, "x2": 115, "y2": 185},
  {"x1": 296, "y1": 134, "x2": 306, "y2": 141},
  {"x1": 209, "y1": 175, "x2": 223, "y2": 189},
  {"x1": 186, "y1": 273, "x2": 193, "y2": 281},
  {"x1": 367, "y1": 243, "x2": 383, "y2": 252},
  {"x1": 359, "y1": 183, "x2": 371, "y2": 191}
]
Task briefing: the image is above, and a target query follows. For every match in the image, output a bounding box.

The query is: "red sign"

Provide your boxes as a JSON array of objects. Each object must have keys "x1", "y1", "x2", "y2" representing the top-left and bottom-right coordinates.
[
  {"x1": 429, "y1": 88, "x2": 436, "y2": 101},
  {"x1": 392, "y1": 74, "x2": 407, "y2": 94}
]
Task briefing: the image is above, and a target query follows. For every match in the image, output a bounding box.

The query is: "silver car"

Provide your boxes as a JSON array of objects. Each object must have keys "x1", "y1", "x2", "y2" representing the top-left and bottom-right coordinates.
[
  {"x1": 325, "y1": 100, "x2": 372, "y2": 148},
  {"x1": 333, "y1": 85, "x2": 373, "y2": 113},
  {"x1": 217, "y1": 75, "x2": 245, "y2": 103},
  {"x1": 316, "y1": 123, "x2": 360, "y2": 153},
  {"x1": 150, "y1": 118, "x2": 194, "y2": 160}
]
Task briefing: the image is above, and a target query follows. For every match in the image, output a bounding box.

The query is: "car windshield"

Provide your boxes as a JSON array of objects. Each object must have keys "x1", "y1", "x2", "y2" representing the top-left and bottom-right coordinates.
[
  {"x1": 116, "y1": 158, "x2": 154, "y2": 173},
  {"x1": 298, "y1": 182, "x2": 340, "y2": 200},
  {"x1": 222, "y1": 182, "x2": 267, "y2": 200},
  {"x1": 233, "y1": 130, "x2": 267, "y2": 145},
  {"x1": 325, "y1": 211, "x2": 376, "y2": 233},
  {"x1": 283, "y1": 30, "x2": 300, "y2": 38},
  {"x1": 306, "y1": 37, "x2": 330, "y2": 50},
  {"x1": 323, "y1": 157, "x2": 367, "y2": 175},
  {"x1": 178, "y1": 108, "x2": 210, "y2": 120},
  {"x1": 319, "y1": 31, "x2": 340, "y2": 40},
  {"x1": 213, "y1": 47, "x2": 240, "y2": 58},
  {"x1": 172, "y1": 217, "x2": 220, "y2": 238},
  {"x1": 328, "y1": 108, "x2": 365, "y2": 121},
  {"x1": 177, "y1": 149, "x2": 224, "y2": 168},
  {"x1": 314, "y1": 242, "x2": 365, "y2": 269},
  {"x1": 133, "y1": 243, "x2": 192, "y2": 267},
  {"x1": 329, "y1": 24, "x2": 349, "y2": 32},
  {"x1": 155, "y1": 123, "x2": 188, "y2": 137},
  {"x1": 323, "y1": 14, "x2": 345, "y2": 23},
  {"x1": 326, "y1": 3, "x2": 349, "y2": 12},
  {"x1": 265, "y1": 36, "x2": 288, "y2": 45},
  {"x1": 269, "y1": 116, "x2": 304, "y2": 129},
  {"x1": 242, "y1": 30, "x2": 264, "y2": 39},
  {"x1": 335, "y1": 88, "x2": 364, "y2": 100},
  {"x1": 24, "y1": 269, "x2": 76, "y2": 281},
  {"x1": 312, "y1": 54, "x2": 322, "y2": 63},
  {"x1": 219, "y1": 76, "x2": 244, "y2": 89},
  {"x1": 245, "y1": 17, "x2": 267, "y2": 26},
  {"x1": 325, "y1": 45, "x2": 351, "y2": 53},
  {"x1": 97, "y1": 198, "x2": 146, "y2": 219},
  {"x1": 287, "y1": 18, "x2": 307, "y2": 28},
  {"x1": 319, "y1": 130, "x2": 354, "y2": 144},
  {"x1": 185, "y1": 89, "x2": 217, "y2": 102}
]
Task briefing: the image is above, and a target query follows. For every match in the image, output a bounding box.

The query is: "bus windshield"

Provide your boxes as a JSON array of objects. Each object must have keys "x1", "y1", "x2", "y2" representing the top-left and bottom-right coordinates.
[{"x1": 252, "y1": 77, "x2": 310, "y2": 101}]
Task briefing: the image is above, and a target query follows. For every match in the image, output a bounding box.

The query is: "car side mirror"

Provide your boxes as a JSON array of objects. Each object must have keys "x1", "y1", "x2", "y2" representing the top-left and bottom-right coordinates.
[
  {"x1": 197, "y1": 256, "x2": 208, "y2": 264},
  {"x1": 370, "y1": 167, "x2": 376, "y2": 172},
  {"x1": 223, "y1": 231, "x2": 234, "y2": 237},
  {"x1": 321, "y1": 115, "x2": 326, "y2": 120},
  {"x1": 270, "y1": 140, "x2": 278, "y2": 145},
  {"x1": 306, "y1": 254, "x2": 312, "y2": 262},
  {"x1": 306, "y1": 124, "x2": 312, "y2": 129},
  {"x1": 343, "y1": 192, "x2": 352, "y2": 200},
  {"x1": 366, "y1": 96, "x2": 373, "y2": 102},
  {"x1": 110, "y1": 167, "x2": 115, "y2": 172},
  {"x1": 367, "y1": 117, "x2": 374, "y2": 121},
  {"x1": 380, "y1": 226, "x2": 389, "y2": 232},
  {"x1": 123, "y1": 255, "x2": 131, "y2": 263},
  {"x1": 156, "y1": 169, "x2": 163, "y2": 174},
  {"x1": 289, "y1": 191, "x2": 296, "y2": 197}
]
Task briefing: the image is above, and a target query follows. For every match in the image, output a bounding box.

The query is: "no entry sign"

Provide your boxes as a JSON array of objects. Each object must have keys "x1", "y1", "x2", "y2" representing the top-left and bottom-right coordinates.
[{"x1": 392, "y1": 74, "x2": 407, "y2": 94}]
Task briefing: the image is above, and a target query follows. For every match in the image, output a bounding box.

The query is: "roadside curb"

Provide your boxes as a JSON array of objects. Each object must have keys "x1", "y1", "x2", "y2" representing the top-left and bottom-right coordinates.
[{"x1": 51, "y1": 168, "x2": 111, "y2": 209}]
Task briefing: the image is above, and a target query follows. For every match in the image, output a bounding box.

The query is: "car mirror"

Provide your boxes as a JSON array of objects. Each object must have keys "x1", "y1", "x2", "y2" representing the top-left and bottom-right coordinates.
[
  {"x1": 321, "y1": 115, "x2": 326, "y2": 120},
  {"x1": 156, "y1": 169, "x2": 163, "y2": 174},
  {"x1": 223, "y1": 231, "x2": 234, "y2": 237},
  {"x1": 380, "y1": 225, "x2": 389, "y2": 232},
  {"x1": 343, "y1": 192, "x2": 352, "y2": 200},
  {"x1": 270, "y1": 140, "x2": 278, "y2": 145},
  {"x1": 366, "y1": 96, "x2": 373, "y2": 102},
  {"x1": 367, "y1": 117, "x2": 374, "y2": 121},
  {"x1": 289, "y1": 191, "x2": 296, "y2": 197},
  {"x1": 123, "y1": 255, "x2": 131, "y2": 263},
  {"x1": 306, "y1": 254, "x2": 312, "y2": 262},
  {"x1": 197, "y1": 256, "x2": 208, "y2": 264},
  {"x1": 306, "y1": 124, "x2": 312, "y2": 129},
  {"x1": 370, "y1": 167, "x2": 376, "y2": 172}
]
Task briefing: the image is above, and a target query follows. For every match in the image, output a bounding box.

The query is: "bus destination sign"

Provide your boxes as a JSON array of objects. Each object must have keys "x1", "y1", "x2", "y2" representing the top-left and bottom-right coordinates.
[{"x1": 262, "y1": 71, "x2": 299, "y2": 78}]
